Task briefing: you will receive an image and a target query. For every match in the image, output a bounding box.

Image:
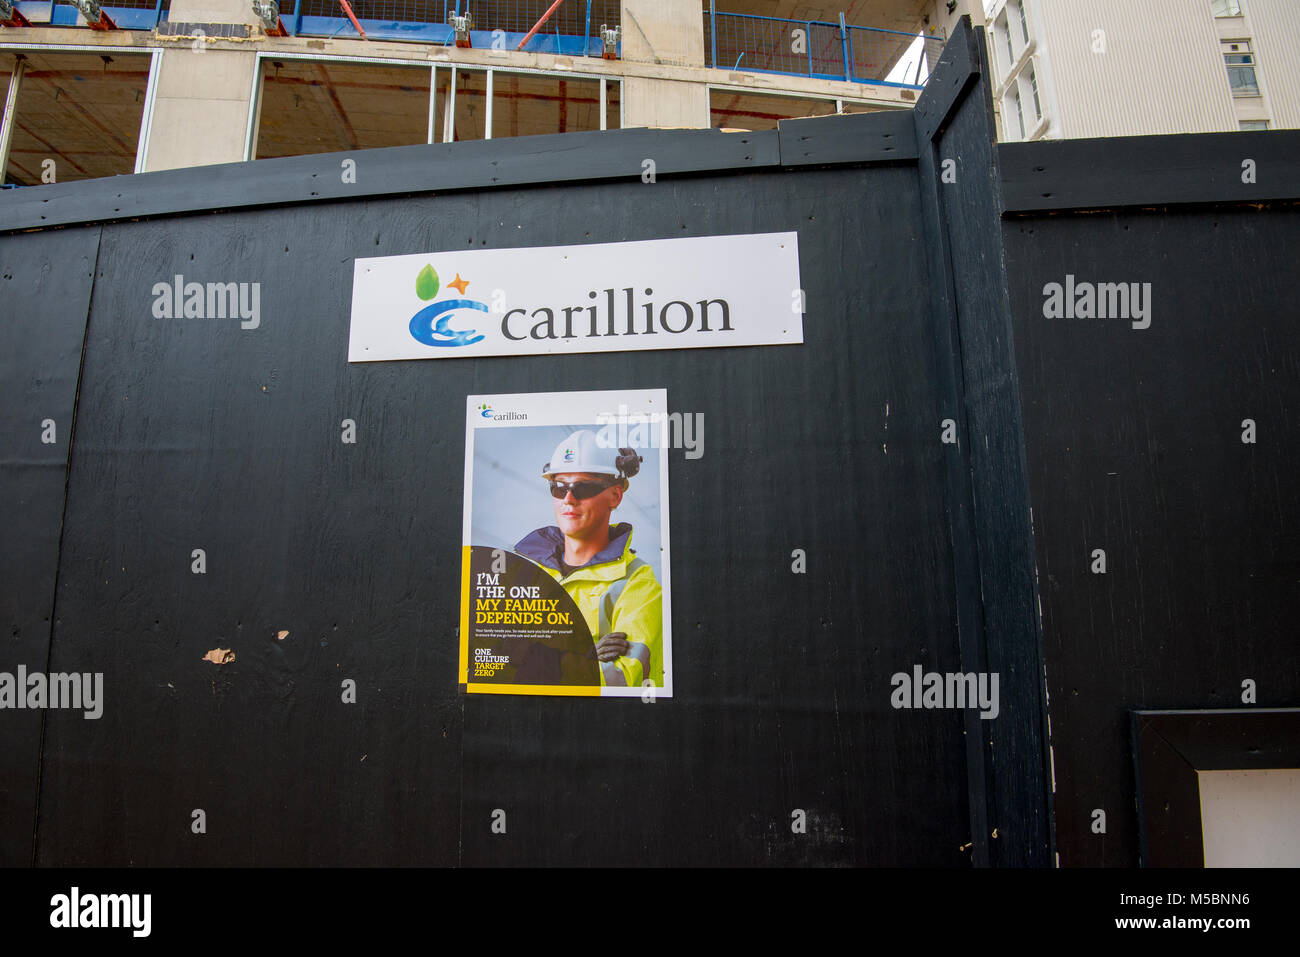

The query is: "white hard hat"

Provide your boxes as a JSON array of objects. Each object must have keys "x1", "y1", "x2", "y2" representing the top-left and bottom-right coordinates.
[{"x1": 542, "y1": 429, "x2": 641, "y2": 481}]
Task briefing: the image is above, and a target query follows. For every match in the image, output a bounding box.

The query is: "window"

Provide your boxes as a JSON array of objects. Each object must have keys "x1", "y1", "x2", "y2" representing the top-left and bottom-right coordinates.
[
  {"x1": 1026, "y1": 64, "x2": 1041, "y2": 121},
  {"x1": 2, "y1": 50, "x2": 152, "y2": 184},
  {"x1": 1017, "y1": 1, "x2": 1030, "y2": 44},
  {"x1": 1212, "y1": 0, "x2": 1243, "y2": 16},
  {"x1": 1011, "y1": 89, "x2": 1025, "y2": 139},
  {"x1": 995, "y1": 13, "x2": 1014, "y2": 68},
  {"x1": 1223, "y1": 40, "x2": 1259, "y2": 95},
  {"x1": 255, "y1": 59, "x2": 432, "y2": 159},
  {"x1": 1239, "y1": 119, "x2": 1269, "y2": 130}
]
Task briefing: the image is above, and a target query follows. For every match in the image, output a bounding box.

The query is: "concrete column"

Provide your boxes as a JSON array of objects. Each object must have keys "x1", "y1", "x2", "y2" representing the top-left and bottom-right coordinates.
[
  {"x1": 143, "y1": 48, "x2": 259, "y2": 171},
  {"x1": 621, "y1": 0, "x2": 705, "y2": 67},
  {"x1": 620, "y1": 0, "x2": 708, "y2": 128},
  {"x1": 622, "y1": 76, "x2": 708, "y2": 130},
  {"x1": 137, "y1": 0, "x2": 263, "y2": 171},
  {"x1": 168, "y1": 0, "x2": 261, "y2": 27}
]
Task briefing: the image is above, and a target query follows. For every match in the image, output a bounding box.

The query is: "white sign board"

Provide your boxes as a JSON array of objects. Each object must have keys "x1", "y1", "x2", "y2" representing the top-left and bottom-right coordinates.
[{"x1": 348, "y1": 231, "x2": 802, "y2": 362}]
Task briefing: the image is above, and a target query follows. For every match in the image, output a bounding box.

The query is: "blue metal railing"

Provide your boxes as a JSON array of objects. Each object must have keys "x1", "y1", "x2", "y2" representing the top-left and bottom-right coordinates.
[
  {"x1": 8, "y1": 0, "x2": 617, "y2": 47},
  {"x1": 704, "y1": 8, "x2": 944, "y2": 89},
  {"x1": 14, "y1": 0, "x2": 167, "y2": 30},
  {"x1": 286, "y1": 1, "x2": 618, "y2": 53}
]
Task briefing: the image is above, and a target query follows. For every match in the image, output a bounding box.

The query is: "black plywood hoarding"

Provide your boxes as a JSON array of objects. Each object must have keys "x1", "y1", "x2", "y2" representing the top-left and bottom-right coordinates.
[
  {"x1": 1005, "y1": 201, "x2": 1300, "y2": 866},
  {"x1": 0, "y1": 226, "x2": 99, "y2": 865},
  {"x1": 29, "y1": 159, "x2": 985, "y2": 864}
]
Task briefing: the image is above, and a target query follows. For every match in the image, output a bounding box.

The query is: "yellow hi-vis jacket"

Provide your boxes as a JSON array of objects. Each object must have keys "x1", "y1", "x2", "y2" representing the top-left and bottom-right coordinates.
[{"x1": 513, "y1": 522, "x2": 663, "y2": 688}]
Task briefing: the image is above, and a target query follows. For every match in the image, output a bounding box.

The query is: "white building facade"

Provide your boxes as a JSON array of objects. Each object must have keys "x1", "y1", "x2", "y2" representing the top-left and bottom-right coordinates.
[{"x1": 985, "y1": 0, "x2": 1299, "y2": 140}]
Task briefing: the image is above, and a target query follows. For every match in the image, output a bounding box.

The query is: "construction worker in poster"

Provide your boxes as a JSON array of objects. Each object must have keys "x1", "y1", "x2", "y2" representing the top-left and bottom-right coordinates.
[{"x1": 512, "y1": 429, "x2": 663, "y2": 688}]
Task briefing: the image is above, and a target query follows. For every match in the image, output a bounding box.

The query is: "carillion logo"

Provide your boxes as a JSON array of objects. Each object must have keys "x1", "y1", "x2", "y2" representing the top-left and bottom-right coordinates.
[
  {"x1": 409, "y1": 263, "x2": 487, "y2": 347},
  {"x1": 477, "y1": 402, "x2": 527, "y2": 422},
  {"x1": 406, "y1": 263, "x2": 736, "y2": 347},
  {"x1": 562, "y1": 448, "x2": 575, "y2": 462}
]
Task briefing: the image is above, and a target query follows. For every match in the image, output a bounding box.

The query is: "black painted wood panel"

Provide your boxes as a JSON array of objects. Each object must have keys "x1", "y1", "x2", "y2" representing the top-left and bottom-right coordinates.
[
  {"x1": 1006, "y1": 206, "x2": 1300, "y2": 866},
  {"x1": 0, "y1": 226, "x2": 100, "y2": 865},
  {"x1": 32, "y1": 168, "x2": 977, "y2": 865}
]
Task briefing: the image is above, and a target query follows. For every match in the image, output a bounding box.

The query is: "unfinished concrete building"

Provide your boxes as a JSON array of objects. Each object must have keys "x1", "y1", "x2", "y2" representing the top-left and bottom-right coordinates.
[{"x1": 0, "y1": 0, "x2": 977, "y2": 185}]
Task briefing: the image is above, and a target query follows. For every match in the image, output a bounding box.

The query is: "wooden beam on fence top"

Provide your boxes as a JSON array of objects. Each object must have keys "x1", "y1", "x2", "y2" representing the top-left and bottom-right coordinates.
[
  {"x1": 777, "y1": 109, "x2": 917, "y2": 166},
  {"x1": 0, "y1": 126, "x2": 781, "y2": 233},
  {"x1": 1000, "y1": 130, "x2": 1300, "y2": 214}
]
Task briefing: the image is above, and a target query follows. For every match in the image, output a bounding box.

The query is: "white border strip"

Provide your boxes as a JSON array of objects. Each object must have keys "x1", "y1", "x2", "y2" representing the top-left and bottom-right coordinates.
[
  {"x1": 443, "y1": 64, "x2": 456, "y2": 142},
  {"x1": 133, "y1": 48, "x2": 161, "y2": 174},
  {"x1": 248, "y1": 48, "x2": 614, "y2": 82},
  {"x1": 242, "y1": 53, "x2": 263, "y2": 161},
  {"x1": 434, "y1": 63, "x2": 444, "y2": 143},
  {"x1": 0, "y1": 59, "x2": 24, "y2": 182},
  {"x1": 0, "y1": 42, "x2": 161, "y2": 53}
]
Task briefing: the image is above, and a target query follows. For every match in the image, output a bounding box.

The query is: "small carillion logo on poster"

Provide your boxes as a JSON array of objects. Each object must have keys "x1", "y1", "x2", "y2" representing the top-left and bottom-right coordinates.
[
  {"x1": 477, "y1": 402, "x2": 528, "y2": 422},
  {"x1": 562, "y1": 447, "x2": 575, "y2": 462},
  {"x1": 409, "y1": 263, "x2": 488, "y2": 347}
]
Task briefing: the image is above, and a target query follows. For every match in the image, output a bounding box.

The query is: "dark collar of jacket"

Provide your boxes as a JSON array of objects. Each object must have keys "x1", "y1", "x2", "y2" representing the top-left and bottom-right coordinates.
[{"x1": 514, "y1": 522, "x2": 633, "y2": 573}]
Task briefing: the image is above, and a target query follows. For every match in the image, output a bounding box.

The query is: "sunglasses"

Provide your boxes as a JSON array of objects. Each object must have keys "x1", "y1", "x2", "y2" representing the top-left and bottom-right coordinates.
[{"x1": 549, "y1": 479, "x2": 617, "y2": 500}]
